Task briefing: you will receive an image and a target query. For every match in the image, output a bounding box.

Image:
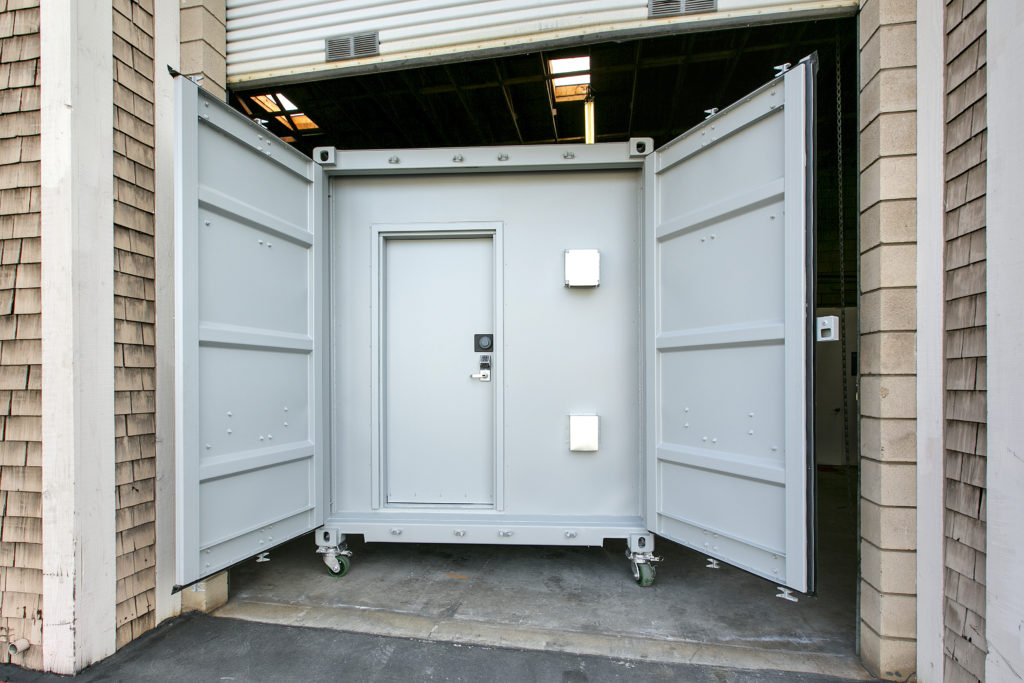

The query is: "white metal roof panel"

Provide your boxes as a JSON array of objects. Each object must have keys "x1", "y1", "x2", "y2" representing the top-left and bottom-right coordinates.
[{"x1": 226, "y1": 0, "x2": 857, "y2": 85}]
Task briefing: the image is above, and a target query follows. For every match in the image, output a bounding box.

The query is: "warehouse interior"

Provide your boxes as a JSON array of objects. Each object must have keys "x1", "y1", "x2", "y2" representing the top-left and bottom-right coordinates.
[{"x1": 218, "y1": 15, "x2": 863, "y2": 671}]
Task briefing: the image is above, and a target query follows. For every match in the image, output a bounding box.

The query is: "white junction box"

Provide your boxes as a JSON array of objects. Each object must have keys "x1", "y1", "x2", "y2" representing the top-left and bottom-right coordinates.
[
  {"x1": 564, "y1": 249, "x2": 600, "y2": 287},
  {"x1": 569, "y1": 415, "x2": 600, "y2": 452},
  {"x1": 816, "y1": 315, "x2": 840, "y2": 341}
]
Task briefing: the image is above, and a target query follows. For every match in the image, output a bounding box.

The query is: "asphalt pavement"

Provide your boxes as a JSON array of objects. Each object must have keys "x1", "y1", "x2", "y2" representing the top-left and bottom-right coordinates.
[{"x1": 0, "y1": 611, "x2": 875, "y2": 682}]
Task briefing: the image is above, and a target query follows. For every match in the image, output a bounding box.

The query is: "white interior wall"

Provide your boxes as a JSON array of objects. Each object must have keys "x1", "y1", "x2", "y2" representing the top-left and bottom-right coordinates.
[{"x1": 331, "y1": 170, "x2": 642, "y2": 520}]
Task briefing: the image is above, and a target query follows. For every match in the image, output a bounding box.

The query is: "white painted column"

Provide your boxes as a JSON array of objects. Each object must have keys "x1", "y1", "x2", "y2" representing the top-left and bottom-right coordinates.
[
  {"x1": 154, "y1": 0, "x2": 183, "y2": 623},
  {"x1": 39, "y1": 0, "x2": 116, "y2": 674},
  {"x1": 914, "y1": 1, "x2": 945, "y2": 680},
  {"x1": 985, "y1": 4, "x2": 1024, "y2": 682}
]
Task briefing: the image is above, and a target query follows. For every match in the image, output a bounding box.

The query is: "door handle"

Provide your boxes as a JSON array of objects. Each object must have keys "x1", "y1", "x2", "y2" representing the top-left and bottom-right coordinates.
[{"x1": 470, "y1": 354, "x2": 492, "y2": 382}]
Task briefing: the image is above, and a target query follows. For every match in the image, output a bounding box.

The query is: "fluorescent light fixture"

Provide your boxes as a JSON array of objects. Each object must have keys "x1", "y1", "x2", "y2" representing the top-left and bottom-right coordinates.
[{"x1": 584, "y1": 97, "x2": 595, "y2": 144}]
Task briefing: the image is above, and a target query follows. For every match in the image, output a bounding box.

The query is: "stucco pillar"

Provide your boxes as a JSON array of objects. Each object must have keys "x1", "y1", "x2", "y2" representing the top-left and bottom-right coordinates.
[
  {"x1": 858, "y1": 0, "x2": 919, "y2": 679},
  {"x1": 180, "y1": 0, "x2": 226, "y2": 100}
]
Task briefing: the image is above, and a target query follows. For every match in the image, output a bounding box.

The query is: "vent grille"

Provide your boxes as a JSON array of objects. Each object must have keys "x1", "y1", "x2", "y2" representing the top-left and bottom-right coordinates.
[
  {"x1": 648, "y1": 0, "x2": 716, "y2": 17},
  {"x1": 326, "y1": 32, "x2": 379, "y2": 62}
]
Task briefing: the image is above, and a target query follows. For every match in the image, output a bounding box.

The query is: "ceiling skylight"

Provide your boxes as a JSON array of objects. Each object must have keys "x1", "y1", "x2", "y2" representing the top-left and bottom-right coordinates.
[
  {"x1": 550, "y1": 56, "x2": 591, "y2": 102},
  {"x1": 249, "y1": 93, "x2": 319, "y2": 134}
]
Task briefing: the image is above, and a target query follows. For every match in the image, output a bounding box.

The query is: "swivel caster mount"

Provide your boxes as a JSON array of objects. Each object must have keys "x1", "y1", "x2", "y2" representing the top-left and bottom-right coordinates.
[
  {"x1": 627, "y1": 533, "x2": 662, "y2": 587},
  {"x1": 315, "y1": 527, "x2": 352, "y2": 577}
]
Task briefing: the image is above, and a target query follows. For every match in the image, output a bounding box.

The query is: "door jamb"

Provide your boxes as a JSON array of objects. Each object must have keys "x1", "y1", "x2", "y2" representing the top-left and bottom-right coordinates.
[{"x1": 369, "y1": 223, "x2": 506, "y2": 510}]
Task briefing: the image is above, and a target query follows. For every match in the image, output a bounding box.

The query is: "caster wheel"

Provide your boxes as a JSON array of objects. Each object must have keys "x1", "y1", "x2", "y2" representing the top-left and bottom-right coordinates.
[
  {"x1": 324, "y1": 554, "x2": 350, "y2": 577},
  {"x1": 633, "y1": 562, "x2": 655, "y2": 587}
]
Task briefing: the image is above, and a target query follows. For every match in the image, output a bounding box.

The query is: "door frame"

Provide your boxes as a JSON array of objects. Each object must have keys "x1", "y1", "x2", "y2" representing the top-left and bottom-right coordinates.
[{"x1": 369, "y1": 222, "x2": 506, "y2": 510}]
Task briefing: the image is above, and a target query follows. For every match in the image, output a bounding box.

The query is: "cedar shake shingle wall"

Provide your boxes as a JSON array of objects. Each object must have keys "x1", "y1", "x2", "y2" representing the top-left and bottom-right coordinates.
[
  {"x1": 0, "y1": 0, "x2": 41, "y2": 671},
  {"x1": 113, "y1": 0, "x2": 158, "y2": 649},
  {"x1": 942, "y1": 0, "x2": 986, "y2": 680}
]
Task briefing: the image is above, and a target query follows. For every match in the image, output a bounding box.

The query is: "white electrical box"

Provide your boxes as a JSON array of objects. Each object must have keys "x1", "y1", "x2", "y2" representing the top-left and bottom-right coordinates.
[
  {"x1": 569, "y1": 415, "x2": 599, "y2": 452},
  {"x1": 564, "y1": 249, "x2": 600, "y2": 287},
  {"x1": 816, "y1": 315, "x2": 840, "y2": 342}
]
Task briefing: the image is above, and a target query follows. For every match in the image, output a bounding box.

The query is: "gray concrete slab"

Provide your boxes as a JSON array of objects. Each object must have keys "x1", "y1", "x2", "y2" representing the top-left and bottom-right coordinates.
[
  {"x1": 0, "y1": 612, "x2": 874, "y2": 682},
  {"x1": 217, "y1": 471, "x2": 868, "y2": 680}
]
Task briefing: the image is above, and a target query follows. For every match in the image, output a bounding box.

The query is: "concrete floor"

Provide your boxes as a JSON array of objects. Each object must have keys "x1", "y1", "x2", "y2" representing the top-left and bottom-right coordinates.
[{"x1": 217, "y1": 469, "x2": 868, "y2": 680}]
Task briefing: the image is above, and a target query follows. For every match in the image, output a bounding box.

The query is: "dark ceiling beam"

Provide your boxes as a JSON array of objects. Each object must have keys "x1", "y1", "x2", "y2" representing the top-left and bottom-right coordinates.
[
  {"x1": 626, "y1": 41, "x2": 642, "y2": 137},
  {"x1": 765, "y1": 23, "x2": 809, "y2": 83},
  {"x1": 665, "y1": 35, "x2": 693, "y2": 133},
  {"x1": 280, "y1": 41, "x2": 828, "y2": 107},
  {"x1": 443, "y1": 64, "x2": 489, "y2": 145},
  {"x1": 493, "y1": 60, "x2": 524, "y2": 144},
  {"x1": 539, "y1": 52, "x2": 560, "y2": 142},
  {"x1": 355, "y1": 77, "x2": 414, "y2": 146},
  {"x1": 418, "y1": 49, "x2": 740, "y2": 94},
  {"x1": 711, "y1": 31, "x2": 752, "y2": 112},
  {"x1": 398, "y1": 68, "x2": 453, "y2": 147},
  {"x1": 523, "y1": 131, "x2": 628, "y2": 144},
  {"x1": 307, "y1": 81, "x2": 376, "y2": 146}
]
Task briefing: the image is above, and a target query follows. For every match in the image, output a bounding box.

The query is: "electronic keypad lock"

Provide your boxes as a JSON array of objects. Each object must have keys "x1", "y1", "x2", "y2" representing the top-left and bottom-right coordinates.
[{"x1": 470, "y1": 354, "x2": 492, "y2": 382}]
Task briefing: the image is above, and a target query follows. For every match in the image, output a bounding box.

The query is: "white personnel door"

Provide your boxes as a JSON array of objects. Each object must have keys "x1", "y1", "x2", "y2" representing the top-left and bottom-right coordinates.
[
  {"x1": 644, "y1": 59, "x2": 816, "y2": 592},
  {"x1": 174, "y1": 78, "x2": 326, "y2": 586},
  {"x1": 383, "y1": 235, "x2": 496, "y2": 505}
]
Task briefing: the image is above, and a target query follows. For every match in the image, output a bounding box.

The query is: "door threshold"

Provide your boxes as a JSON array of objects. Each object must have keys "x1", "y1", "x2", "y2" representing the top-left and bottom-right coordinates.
[{"x1": 213, "y1": 598, "x2": 872, "y2": 680}]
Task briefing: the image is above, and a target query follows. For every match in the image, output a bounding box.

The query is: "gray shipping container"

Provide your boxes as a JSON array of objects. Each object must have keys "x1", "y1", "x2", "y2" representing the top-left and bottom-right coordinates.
[{"x1": 174, "y1": 57, "x2": 816, "y2": 594}]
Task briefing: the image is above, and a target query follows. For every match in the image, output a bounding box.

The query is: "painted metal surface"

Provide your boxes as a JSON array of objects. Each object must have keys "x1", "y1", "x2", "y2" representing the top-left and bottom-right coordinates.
[
  {"x1": 814, "y1": 307, "x2": 857, "y2": 467},
  {"x1": 174, "y1": 78, "x2": 326, "y2": 585},
  {"x1": 226, "y1": 0, "x2": 857, "y2": 85},
  {"x1": 643, "y1": 61, "x2": 813, "y2": 591},
  {"x1": 329, "y1": 168, "x2": 644, "y2": 541},
  {"x1": 383, "y1": 235, "x2": 496, "y2": 504}
]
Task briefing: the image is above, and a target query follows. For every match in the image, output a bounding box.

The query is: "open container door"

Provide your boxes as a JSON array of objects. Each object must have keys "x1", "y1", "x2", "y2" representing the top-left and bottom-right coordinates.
[
  {"x1": 644, "y1": 57, "x2": 816, "y2": 593},
  {"x1": 174, "y1": 78, "x2": 327, "y2": 586}
]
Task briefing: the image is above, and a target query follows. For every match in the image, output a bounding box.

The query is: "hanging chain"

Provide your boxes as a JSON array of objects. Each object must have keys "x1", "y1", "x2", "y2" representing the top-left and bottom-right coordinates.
[{"x1": 835, "y1": 40, "x2": 854, "y2": 495}]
